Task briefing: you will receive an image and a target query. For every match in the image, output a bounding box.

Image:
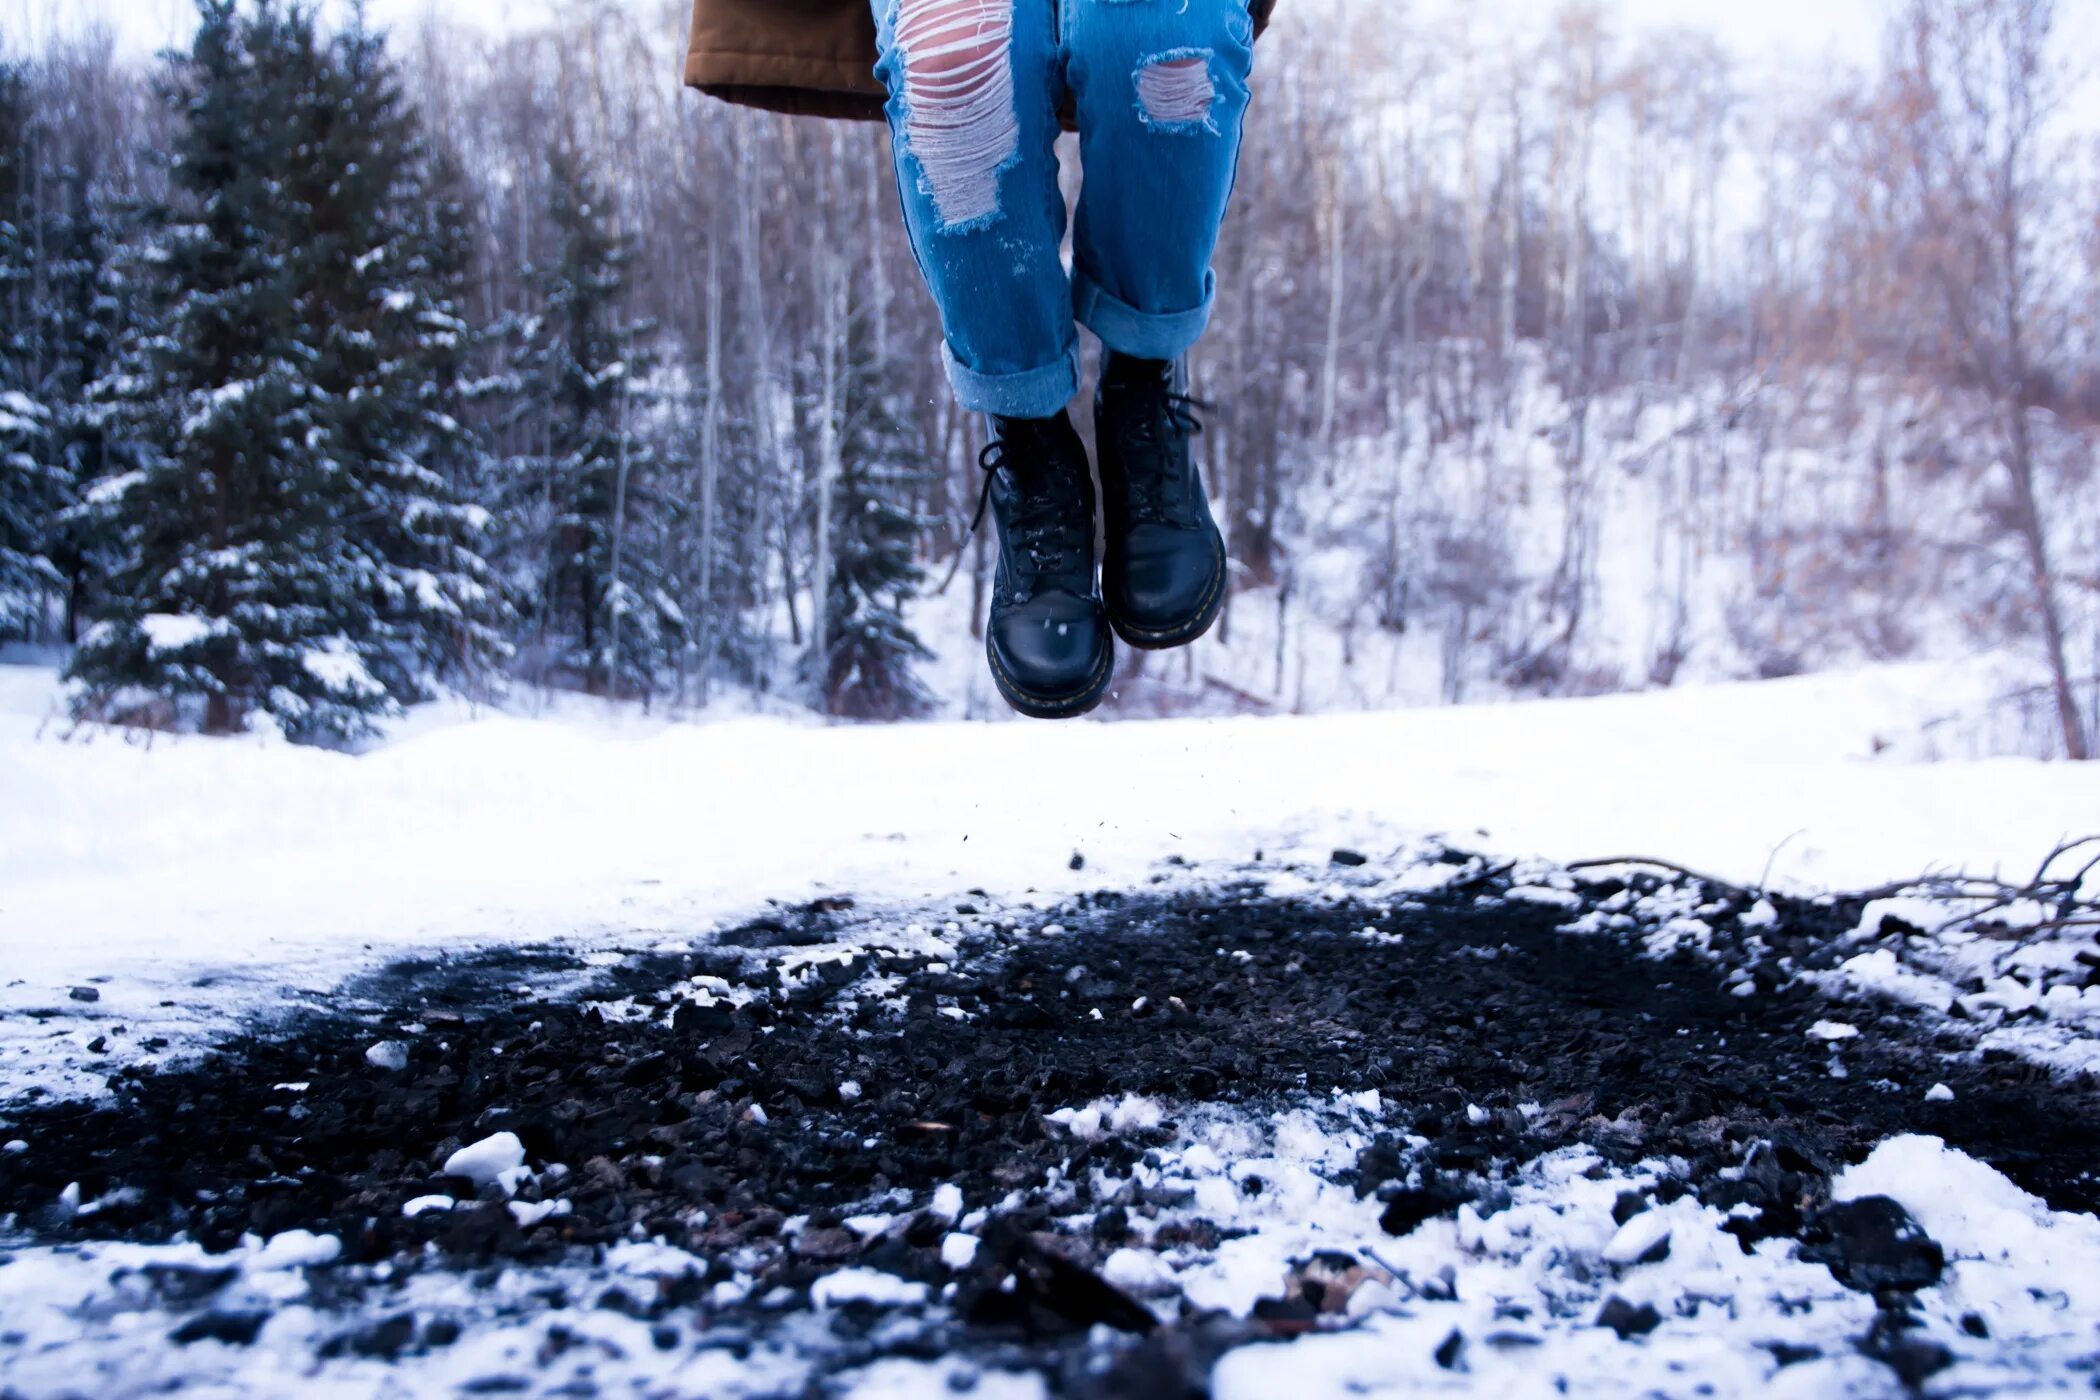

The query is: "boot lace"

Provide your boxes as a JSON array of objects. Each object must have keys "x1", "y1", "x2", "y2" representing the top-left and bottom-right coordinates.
[
  {"x1": 1114, "y1": 390, "x2": 1209, "y2": 526},
  {"x1": 971, "y1": 437, "x2": 1086, "y2": 591}
]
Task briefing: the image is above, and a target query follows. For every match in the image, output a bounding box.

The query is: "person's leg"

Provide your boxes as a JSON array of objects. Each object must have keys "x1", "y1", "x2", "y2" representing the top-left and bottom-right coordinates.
[
  {"x1": 870, "y1": 0, "x2": 1078, "y2": 417},
  {"x1": 1059, "y1": 0, "x2": 1254, "y2": 649},
  {"x1": 1060, "y1": 0, "x2": 1256, "y2": 361},
  {"x1": 871, "y1": 0, "x2": 1115, "y2": 717}
]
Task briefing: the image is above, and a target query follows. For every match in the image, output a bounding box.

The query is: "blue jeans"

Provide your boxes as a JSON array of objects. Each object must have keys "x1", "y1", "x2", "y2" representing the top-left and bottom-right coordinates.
[{"x1": 870, "y1": 0, "x2": 1256, "y2": 417}]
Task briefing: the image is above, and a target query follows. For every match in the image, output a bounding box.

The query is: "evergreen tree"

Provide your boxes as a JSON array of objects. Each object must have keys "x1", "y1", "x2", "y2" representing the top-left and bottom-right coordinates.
[
  {"x1": 38, "y1": 165, "x2": 148, "y2": 641},
  {"x1": 70, "y1": 0, "x2": 505, "y2": 740},
  {"x1": 292, "y1": 6, "x2": 510, "y2": 696},
  {"x1": 809, "y1": 352, "x2": 935, "y2": 720},
  {"x1": 0, "y1": 64, "x2": 61, "y2": 639},
  {"x1": 510, "y1": 146, "x2": 682, "y2": 700},
  {"x1": 69, "y1": 1, "x2": 353, "y2": 737}
]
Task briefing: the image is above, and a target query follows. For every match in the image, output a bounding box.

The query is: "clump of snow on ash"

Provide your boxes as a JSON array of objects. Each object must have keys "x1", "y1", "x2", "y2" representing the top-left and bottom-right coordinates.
[
  {"x1": 246, "y1": 1229, "x2": 342, "y2": 1272},
  {"x1": 810, "y1": 1268, "x2": 930, "y2": 1308},
  {"x1": 1046, "y1": 1095, "x2": 1165, "y2": 1141},
  {"x1": 443, "y1": 1131, "x2": 530, "y2": 1195}
]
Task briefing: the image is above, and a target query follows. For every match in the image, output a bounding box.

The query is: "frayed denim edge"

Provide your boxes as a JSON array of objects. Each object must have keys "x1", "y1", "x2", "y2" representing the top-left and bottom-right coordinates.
[{"x1": 1131, "y1": 45, "x2": 1221, "y2": 137}]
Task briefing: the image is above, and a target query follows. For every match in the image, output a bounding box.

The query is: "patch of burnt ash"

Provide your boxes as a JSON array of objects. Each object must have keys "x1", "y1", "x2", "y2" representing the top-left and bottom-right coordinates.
[{"x1": 2, "y1": 858, "x2": 2097, "y2": 1393}]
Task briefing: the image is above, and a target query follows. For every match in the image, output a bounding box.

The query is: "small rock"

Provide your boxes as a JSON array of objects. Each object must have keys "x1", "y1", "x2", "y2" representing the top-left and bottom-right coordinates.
[
  {"x1": 1252, "y1": 1294, "x2": 1321, "y2": 1332},
  {"x1": 345, "y1": 1313, "x2": 417, "y2": 1360},
  {"x1": 1069, "y1": 852, "x2": 1086, "y2": 871},
  {"x1": 68, "y1": 987, "x2": 100, "y2": 1003},
  {"x1": 1331, "y1": 849, "x2": 1370, "y2": 868},
  {"x1": 140, "y1": 1264, "x2": 237, "y2": 1307},
  {"x1": 1924, "y1": 1083, "x2": 1955, "y2": 1103},
  {"x1": 1379, "y1": 1182, "x2": 1471, "y2": 1237},
  {"x1": 365, "y1": 1041, "x2": 410, "y2": 1072},
  {"x1": 1433, "y1": 1328, "x2": 1466, "y2": 1369},
  {"x1": 170, "y1": 1312, "x2": 270, "y2": 1347},
  {"x1": 792, "y1": 1227, "x2": 858, "y2": 1263},
  {"x1": 1798, "y1": 1196, "x2": 1944, "y2": 1292},
  {"x1": 1595, "y1": 1296, "x2": 1662, "y2": 1338},
  {"x1": 1860, "y1": 1316, "x2": 1954, "y2": 1387}
]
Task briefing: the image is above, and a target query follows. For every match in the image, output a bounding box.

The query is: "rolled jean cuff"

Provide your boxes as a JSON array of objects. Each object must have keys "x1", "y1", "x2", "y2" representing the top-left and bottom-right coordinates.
[
  {"x1": 1072, "y1": 267, "x2": 1217, "y2": 360},
  {"x1": 942, "y1": 339, "x2": 1080, "y2": 418}
]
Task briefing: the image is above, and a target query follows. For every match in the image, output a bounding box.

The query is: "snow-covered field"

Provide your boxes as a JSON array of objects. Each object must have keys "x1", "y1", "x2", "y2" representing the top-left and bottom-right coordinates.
[
  {"x1": 5, "y1": 654, "x2": 2092, "y2": 1075},
  {"x1": 4, "y1": 658, "x2": 2100, "y2": 1397}
]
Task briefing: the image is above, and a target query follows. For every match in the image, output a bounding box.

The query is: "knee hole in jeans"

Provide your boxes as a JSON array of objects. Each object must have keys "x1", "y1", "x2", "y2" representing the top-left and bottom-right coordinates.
[
  {"x1": 1134, "y1": 49, "x2": 1218, "y2": 133},
  {"x1": 893, "y1": 0, "x2": 1019, "y2": 231}
]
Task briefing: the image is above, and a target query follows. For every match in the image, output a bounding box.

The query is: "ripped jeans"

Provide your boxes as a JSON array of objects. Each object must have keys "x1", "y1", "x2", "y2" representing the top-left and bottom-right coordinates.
[{"x1": 870, "y1": 0, "x2": 1256, "y2": 417}]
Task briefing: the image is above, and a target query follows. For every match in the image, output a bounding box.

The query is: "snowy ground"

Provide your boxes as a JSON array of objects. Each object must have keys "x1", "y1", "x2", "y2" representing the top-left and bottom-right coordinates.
[
  {"x1": 4, "y1": 658, "x2": 2099, "y2": 1396},
  {"x1": 4, "y1": 654, "x2": 2094, "y2": 1091}
]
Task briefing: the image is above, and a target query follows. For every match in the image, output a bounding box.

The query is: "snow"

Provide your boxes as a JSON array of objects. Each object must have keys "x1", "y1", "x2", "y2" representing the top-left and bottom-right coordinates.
[
  {"x1": 809, "y1": 1268, "x2": 930, "y2": 1309},
  {"x1": 301, "y1": 638, "x2": 386, "y2": 698},
  {"x1": 1833, "y1": 1135, "x2": 2100, "y2": 1386},
  {"x1": 837, "y1": 1358, "x2": 1044, "y2": 1400},
  {"x1": 441, "y1": 1132, "x2": 527, "y2": 1194},
  {"x1": 1101, "y1": 1246, "x2": 1176, "y2": 1294},
  {"x1": 1046, "y1": 1095, "x2": 1165, "y2": 1142},
  {"x1": 138, "y1": 612, "x2": 218, "y2": 653},
  {"x1": 247, "y1": 1230, "x2": 343, "y2": 1271},
  {"x1": 4, "y1": 658, "x2": 2099, "y2": 1097},
  {"x1": 1097, "y1": 1102, "x2": 2100, "y2": 1398},
  {"x1": 1599, "y1": 1208, "x2": 1674, "y2": 1264},
  {"x1": 508, "y1": 1198, "x2": 571, "y2": 1229}
]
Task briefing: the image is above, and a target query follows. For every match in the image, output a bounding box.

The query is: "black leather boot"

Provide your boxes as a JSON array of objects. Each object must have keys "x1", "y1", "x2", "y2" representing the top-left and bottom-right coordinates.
[
  {"x1": 1094, "y1": 352, "x2": 1228, "y2": 649},
  {"x1": 972, "y1": 411, "x2": 1114, "y2": 719}
]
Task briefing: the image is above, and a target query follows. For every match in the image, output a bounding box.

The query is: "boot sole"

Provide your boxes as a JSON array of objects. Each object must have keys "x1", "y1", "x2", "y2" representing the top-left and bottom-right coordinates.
[
  {"x1": 1107, "y1": 529, "x2": 1228, "y2": 652},
  {"x1": 987, "y1": 632, "x2": 1116, "y2": 720}
]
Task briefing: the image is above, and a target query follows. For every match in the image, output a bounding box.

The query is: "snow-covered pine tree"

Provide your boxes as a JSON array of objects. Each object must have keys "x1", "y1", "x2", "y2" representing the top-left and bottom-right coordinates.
[
  {"x1": 513, "y1": 146, "x2": 683, "y2": 700},
  {"x1": 291, "y1": 6, "x2": 510, "y2": 697},
  {"x1": 69, "y1": 1, "x2": 375, "y2": 740},
  {"x1": 71, "y1": 0, "x2": 506, "y2": 739},
  {"x1": 412, "y1": 142, "x2": 491, "y2": 501},
  {"x1": 0, "y1": 64, "x2": 62, "y2": 639},
  {"x1": 808, "y1": 346, "x2": 935, "y2": 720},
  {"x1": 35, "y1": 157, "x2": 149, "y2": 642}
]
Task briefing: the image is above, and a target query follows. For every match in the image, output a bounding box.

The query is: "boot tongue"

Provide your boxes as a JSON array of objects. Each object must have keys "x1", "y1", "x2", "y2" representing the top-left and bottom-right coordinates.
[{"x1": 1101, "y1": 353, "x2": 1174, "y2": 395}]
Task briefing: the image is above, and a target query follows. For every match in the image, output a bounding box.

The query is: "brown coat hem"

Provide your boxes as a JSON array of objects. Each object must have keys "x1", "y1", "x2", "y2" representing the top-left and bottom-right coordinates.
[{"x1": 683, "y1": 49, "x2": 888, "y2": 123}]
